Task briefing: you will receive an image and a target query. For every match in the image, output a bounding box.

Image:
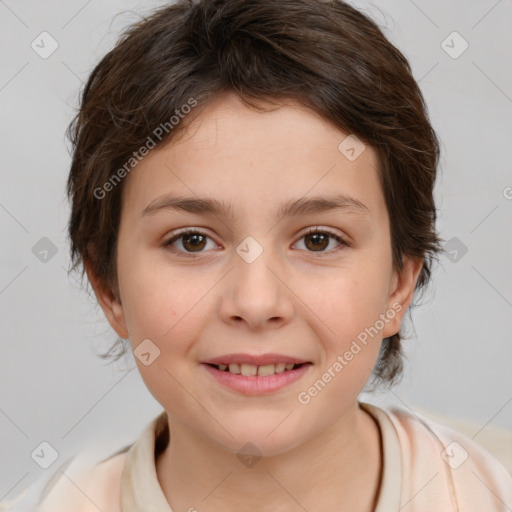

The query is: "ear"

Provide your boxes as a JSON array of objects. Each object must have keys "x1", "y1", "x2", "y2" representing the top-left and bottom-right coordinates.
[
  {"x1": 381, "y1": 257, "x2": 423, "y2": 338},
  {"x1": 84, "y1": 259, "x2": 129, "y2": 339}
]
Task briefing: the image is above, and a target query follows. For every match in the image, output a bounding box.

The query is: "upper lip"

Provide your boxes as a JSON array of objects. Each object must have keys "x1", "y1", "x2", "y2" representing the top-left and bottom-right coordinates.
[{"x1": 202, "y1": 353, "x2": 311, "y2": 366}]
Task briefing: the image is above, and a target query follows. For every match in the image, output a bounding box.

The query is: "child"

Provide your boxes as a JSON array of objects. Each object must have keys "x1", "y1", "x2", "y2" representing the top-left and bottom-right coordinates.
[{"x1": 8, "y1": 0, "x2": 512, "y2": 510}]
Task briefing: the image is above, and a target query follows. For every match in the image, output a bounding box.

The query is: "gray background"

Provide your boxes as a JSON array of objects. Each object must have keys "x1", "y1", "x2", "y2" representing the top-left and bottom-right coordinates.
[{"x1": 1, "y1": 0, "x2": 511, "y2": 501}]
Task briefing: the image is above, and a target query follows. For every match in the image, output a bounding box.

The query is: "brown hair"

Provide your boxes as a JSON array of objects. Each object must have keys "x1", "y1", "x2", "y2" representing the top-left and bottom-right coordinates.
[{"x1": 66, "y1": 0, "x2": 442, "y2": 386}]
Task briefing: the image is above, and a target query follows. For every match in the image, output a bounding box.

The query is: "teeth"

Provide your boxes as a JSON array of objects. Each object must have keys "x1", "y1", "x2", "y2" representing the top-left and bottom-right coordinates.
[
  {"x1": 257, "y1": 364, "x2": 275, "y2": 377},
  {"x1": 241, "y1": 363, "x2": 258, "y2": 376},
  {"x1": 215, "y1": 362, "x2": 302, "y2": 376},
  {"x1": 228, "y1": 363, "x2": 241, "y2": 374},
  {"x1": 275, "y1": 363, "x2": 286, "y2": 374}
]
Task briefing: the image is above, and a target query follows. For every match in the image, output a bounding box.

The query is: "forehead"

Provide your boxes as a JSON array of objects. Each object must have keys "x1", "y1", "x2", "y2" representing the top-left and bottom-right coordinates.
[{"x1": 121, "y1": 92, "x2": 386, "y2": 223}]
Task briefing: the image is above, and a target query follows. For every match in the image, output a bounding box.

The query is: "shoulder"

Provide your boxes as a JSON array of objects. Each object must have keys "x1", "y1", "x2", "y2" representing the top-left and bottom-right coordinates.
[
  {"x1": 378, "y1": 404, "x2": 512, "y2": 511},
  {"x1": 1, "y1": 446, "x2": 130, "y2": 512},
  {"x1": 36, "y1": 448, "x2": 129, "y2": 512},
  {"x1": 2, "y1": 412, "x2": 168, "y2": 512}
]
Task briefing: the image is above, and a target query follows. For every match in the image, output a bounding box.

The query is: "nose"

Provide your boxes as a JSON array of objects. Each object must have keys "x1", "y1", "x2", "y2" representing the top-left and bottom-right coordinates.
[{"x1": 218, "y1": 240, "x2": 294, "y2": 331}]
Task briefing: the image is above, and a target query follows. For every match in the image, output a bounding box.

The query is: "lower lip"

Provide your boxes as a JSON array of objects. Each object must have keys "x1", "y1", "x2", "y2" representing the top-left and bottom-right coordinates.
[{"x1": 201, "y1": 363, "x2": 312, "y2": 395}]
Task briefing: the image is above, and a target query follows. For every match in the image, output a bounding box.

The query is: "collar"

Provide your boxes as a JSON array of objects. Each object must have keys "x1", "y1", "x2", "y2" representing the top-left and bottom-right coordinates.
[{"x1": 120, "y1": 403, "x2": 402, "y2": 511}]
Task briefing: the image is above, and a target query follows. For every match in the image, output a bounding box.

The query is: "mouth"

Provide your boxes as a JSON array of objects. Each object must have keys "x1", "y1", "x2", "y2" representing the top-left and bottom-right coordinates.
[
  {"x1": 200, "y1": 355, "x2": 313, "y2": 395},
  {"x1": 204, "y1": 362, "x2": 308, "y2": 377}
]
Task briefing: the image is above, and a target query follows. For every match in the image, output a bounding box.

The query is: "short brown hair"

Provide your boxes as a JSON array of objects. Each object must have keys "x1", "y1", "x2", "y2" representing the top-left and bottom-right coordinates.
[{"x1": 66, "y1": 0, "x2": 442, "y2": 386}]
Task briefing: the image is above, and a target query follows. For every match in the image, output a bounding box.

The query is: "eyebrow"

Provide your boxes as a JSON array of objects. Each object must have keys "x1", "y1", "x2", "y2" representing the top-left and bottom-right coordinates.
[{"x1": 141, "y1": 193, "x2": 370, "y2": 219}]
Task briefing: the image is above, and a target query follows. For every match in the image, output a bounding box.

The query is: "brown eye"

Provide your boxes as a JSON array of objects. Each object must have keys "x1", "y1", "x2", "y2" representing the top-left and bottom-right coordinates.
[
  {"x1": 181, "y1": 232, "x2": 207, "y2": 252},
  {"x1": 296, "y1": 228, "x2": 348, "y2": 253},
  {"x1": 164, "y1": 229, "x2": 214, "y2": 254},
  {"x1": 304, "y1": 232, "x2": 330, "y2": 251}
]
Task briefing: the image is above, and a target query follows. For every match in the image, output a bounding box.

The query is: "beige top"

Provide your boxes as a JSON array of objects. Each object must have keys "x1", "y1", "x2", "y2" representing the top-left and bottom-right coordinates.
[{"x1": 5, "y1": 403, "x2": 512, "y2": 511}]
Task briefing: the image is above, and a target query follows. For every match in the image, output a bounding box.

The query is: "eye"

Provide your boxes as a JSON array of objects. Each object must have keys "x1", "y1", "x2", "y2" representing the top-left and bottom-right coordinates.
[
  {"x1": 163, "y1": 228, "x2": 217, "y2": 255},
  {"x1": 163, "y1": 227, "x2": 349, "y2": 256},
  {"x1": 294, "y1": 227, "x2": 349, "y2": 253}
]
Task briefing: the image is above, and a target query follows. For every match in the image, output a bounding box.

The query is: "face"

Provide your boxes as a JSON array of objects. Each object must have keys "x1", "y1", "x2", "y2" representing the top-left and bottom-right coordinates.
[{"x1": 91, "y1": 92, "x2": 420, "y2": 456}]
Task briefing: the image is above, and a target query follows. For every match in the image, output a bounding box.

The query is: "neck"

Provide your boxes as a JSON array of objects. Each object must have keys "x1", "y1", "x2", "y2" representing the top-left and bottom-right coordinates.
[{"x1": 156, "y1": 403, "x2": 382, "y2": 512}]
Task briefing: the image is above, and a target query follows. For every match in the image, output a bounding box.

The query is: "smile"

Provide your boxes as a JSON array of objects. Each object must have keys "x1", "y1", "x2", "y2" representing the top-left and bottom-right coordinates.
[
  {"x1": 201, "y1": 361, "x2": 313, "y2": 395},
  {"x1": 207, "y1": 362, "x2": 304, "y2": 376}
]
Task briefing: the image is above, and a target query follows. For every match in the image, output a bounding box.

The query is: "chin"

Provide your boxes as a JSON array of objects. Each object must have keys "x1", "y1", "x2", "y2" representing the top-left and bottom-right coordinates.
[{"x1": 208, "y1": 419, "x2": 309, "y2": 459}]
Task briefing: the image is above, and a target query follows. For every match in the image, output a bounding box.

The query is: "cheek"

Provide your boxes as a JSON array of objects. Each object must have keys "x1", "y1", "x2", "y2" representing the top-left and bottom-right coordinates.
[
  {"x1": 116, "y1": 252, "x2": 212, "y2": 408},
  {"x1": 116, "y1": 245, "x2": 210, "y2": 345},
  {"x1": 322, "y1": 267, "x2": 391, "y2": 335},
  {"x1": 311, "y1": 260, "x2": 392, "y2": 376},
  {"x1": 299, "y1": 280, "x2": 386, "y2": 411}
]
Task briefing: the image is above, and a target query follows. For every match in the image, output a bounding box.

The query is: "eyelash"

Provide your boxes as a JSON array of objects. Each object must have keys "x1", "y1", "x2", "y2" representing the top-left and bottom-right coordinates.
[{"x1": 162, "y1": 227, "x2": 350, "y2": 257}]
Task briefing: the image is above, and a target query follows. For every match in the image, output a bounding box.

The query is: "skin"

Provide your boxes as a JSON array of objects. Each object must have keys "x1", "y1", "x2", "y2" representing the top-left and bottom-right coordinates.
[{"x1": 87, "y1": 91, "x2": 422, "y2": 512}]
